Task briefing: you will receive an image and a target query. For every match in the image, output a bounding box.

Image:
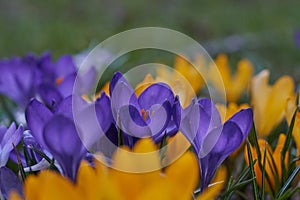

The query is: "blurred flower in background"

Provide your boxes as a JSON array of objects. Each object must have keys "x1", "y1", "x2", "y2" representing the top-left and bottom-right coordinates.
[{"x1": 251, "y1": 70, "x2": 295, "y2": 137}]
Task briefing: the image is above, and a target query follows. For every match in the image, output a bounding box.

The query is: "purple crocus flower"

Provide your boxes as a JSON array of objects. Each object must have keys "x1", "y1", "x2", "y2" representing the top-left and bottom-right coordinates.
[
  {"x1": 25, "y1": 96, "x2": 87, "y2": 180},
  {"x1": 180, "y1": 98, "x2": 253, "y2": 190},
  {"x1": 37, "y1": 52, "x2": 97, "y2": 109},
  {"x1": 0, "y1": 123, "x2": 23, "y2": 167},
  {"x1": 0, "y1": 54, "x2": 38, "y2": 107},
  {"x1": 25, "y1": 94, "x2": 114, "y2": 180},
  {"x1": 0, "y1": 52, "x2": 96, "y2": 110},
  {"x1": 109, "y1": 72, "x2": 180, "y2": 144}
]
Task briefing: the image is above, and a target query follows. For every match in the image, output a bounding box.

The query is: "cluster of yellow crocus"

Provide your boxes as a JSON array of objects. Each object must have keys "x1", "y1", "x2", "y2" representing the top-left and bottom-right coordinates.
[{"x1": 9, "y1": 138, "x2": 227, "y2": 200}]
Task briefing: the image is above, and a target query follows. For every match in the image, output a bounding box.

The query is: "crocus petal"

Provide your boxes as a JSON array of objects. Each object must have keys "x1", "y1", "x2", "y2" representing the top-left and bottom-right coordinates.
[
  {"x1": 138, "y1": 83, "x2": 174, "y2": 110},
  {"x1": 53, "y1": 95, "x2": 87, "y2": 120},
  {"x1": 25, "y1": 99, "x2": 53, "y2": 148},
  {"x1": 227, "y1": 108, "x2": 253, "y2": 140},
  {"x1": 55, "y1": 55, "x2": 76, "y2": 77},
  {"x1": 77, "y1": 67, "x2": 97, "y2": 94},
  {"x1": 180, "y1": 99, "x2": 201, "y2": 151},
  {"x1": 0, "y1": 167, "x2": 23, "y2": 199},
  {"x1": 200, "y1": 121, "x2": 243, "y2": 189},
  {"x1": 198, "y1": 98, "x2": 222, "y2": 133},
  {"x1": 43, "y1": 115, "x2": 86, "y2": 180},
  {"x1": 57, "y1": 73, "x2": 76, "y2": 98},
  {"x1": 118, "y1": 105, "x2": 151, "y2": 137},
  {"x1": 109, "y1": 71, "x2": 127, "y2": 96},
  {"x1": 110, "y1": 78, "x2": 139, "y2": 121},
  {"x1": 38, "y1": 83, "x2": 63, "y2": 108},
  {"x1": 181, "y1": 98, "x2": 221, "y2": 153},
  {"x1": 0, "y1": 57, "x2": 36, "y2": 107},
  {"x1": 0, "y1": 123, "x2": 23, "y2": 167},
  {"x1": 252, "y1": 70, "x2": 294, "y2": 136},
  {"x1": 75, "y1": 94, "x2": 113, "y2": 149}
]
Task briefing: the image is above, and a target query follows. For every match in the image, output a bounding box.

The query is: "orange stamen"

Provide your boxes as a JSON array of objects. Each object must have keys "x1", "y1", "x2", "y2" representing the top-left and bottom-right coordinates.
[
  {"x1": 141, "y1": 109, "x2": 149, "y2": 121},
  {"x1": 55, "y1": 77, "x2": 64, "y2": 86}
]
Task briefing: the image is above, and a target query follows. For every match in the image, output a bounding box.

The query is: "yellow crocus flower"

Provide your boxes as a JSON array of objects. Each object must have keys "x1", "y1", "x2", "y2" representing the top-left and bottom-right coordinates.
[
  {"x1": 209, "y1": 54, "x2": 253, "y2": 102},
  {"x1": 251, "y1": 70, "x2": 295, "y2": 137},
  {"x1": 173, "y1": 55, "x2": 205, "y2": 94},
  {"x1": 10, "y1": 139, "x2": 199, "y2": 200},
  {"x1": 244, "y1": 134, "x2": 288, "y2": 192}
]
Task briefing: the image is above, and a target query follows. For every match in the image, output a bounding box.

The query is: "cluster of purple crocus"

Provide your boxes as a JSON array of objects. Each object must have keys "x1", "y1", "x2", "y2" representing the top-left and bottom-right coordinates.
[{"x1": 0, "y1": 53, "x2": 253, "y2": 198}]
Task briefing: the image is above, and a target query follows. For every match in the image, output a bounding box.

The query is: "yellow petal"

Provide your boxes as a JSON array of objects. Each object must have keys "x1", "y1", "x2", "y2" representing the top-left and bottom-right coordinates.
[
  {"x1": 25, "y1": 171, "x2": 81, "y2": 200},
  {"x1": 227, "y1": 59, "x2": 253, "y2": 102},
  {"x1": 111, "y1": 140, "x2": 161, "y2": 200},
  {"x1": 285, "y1": 96, "x2": 297, "y2": 125},
  {"x1": 76, "y1": 160, "x2": 103, "y2": 199},
  {"x1": 9, "y1": 191, "x2": 23, "y2": 200},
  {"x1": 174, "y1": 55, "x2": 204, "y2": 93},
  {"x1": 135, "y1": 74, "x2": 155, "y2": 96},
  {"x1": 163, "y1": 131, "x2": 191, "y2": 167},
  {"x1": 165, "y1": 151, "x2": 199, "y2": 198},
  {"x1": 252, "y1": 70, "x2": 295, "y2": 137},
  {"x1": 197, "y1": 165, "x2": 227, "y2": 200}
]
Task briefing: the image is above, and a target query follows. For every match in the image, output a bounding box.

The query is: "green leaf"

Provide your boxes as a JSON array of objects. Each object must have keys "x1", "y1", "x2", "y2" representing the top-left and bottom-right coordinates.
[
  {"x1": 281, "y1": 106, "x2": 297, "y2": 182},
  {"x1": 276, "y1": 164, "x2": 300, "y2": 198}
]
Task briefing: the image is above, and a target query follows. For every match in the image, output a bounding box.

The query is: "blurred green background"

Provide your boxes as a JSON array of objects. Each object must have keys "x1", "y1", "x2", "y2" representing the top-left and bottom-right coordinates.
[{"x1": 1, "y1": 0, "x2": 300, "y2": 81}]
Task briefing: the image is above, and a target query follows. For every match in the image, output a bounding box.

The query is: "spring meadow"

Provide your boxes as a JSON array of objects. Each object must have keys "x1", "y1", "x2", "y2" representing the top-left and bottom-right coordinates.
[{"x1": 0, "y1": 1, "x2": 300, "y2": 200}]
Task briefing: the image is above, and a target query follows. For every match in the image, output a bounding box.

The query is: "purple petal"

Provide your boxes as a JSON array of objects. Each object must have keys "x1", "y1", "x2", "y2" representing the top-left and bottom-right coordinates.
[
  {"x1": 0, "y1": 57, "x2": 36, "y2": 107},
  {"x1": 0, "y1": 167, "x2": 23, "y2": 199},
  {"x1": 77, "y1": 67, "x2": 97, "y2": 94},
  {"x1": 198, "y1": 98, "x2": 222, "y2": 132},
  {"x1": 200, "y1": 121, "x2": 244, "y2": 189},
  {"x1": 55, "y1": 55, "x2": 76, "y2": 77},
  {"x1": 0, "y1": 123, "x2": 23, "y2": 166},
  {"x1": 180, "y1": 99, "x2": 201, "y2": 151},
  {"x1": 227, "y1": 108, "x2": 253, "y2": 140},
  {"x1": 118, "y1": 105, "x2": 150, "y2": 137},
  {"x1": 138, "y1": 83, "x2": 174, "y2": 110},
  {"x1": 95, "y1": 92, "x2": 114, "y2": 133},
  {"x1": 0, "y1": 126, "x2": 7, "y2": 143},
  {"x1": 57, "y1": 73, "x2": 76, "y2": 98},
  {"x1": 25, "y1": 99, "x2": 53, "y2": 148},
  {"x1": 38, "y1": 83, "x2": 63, "y2": 108},
  {"x1": 109, "y1": 72, "x2": 127, "y2": 96},
  {"x1": 54, "y1": 95, "x2": 87, "y2": 120},
  {"x1": 43, "y1": 115, "x2": 86, "y2": 180},
  {"x1": 110, "y1": 78, "x2": 139, "y2": 121}
]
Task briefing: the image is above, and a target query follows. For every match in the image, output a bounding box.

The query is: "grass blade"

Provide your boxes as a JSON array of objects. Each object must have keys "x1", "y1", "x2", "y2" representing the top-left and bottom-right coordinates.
[{"x1": 276, "y1": 164, "x2": 300, "y2": 198}]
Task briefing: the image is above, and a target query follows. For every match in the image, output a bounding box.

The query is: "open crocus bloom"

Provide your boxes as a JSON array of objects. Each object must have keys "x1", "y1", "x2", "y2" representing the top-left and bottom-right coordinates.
[
  {"x1": 109, "y1": 72, "x2": 180, "y2": 143},
  {"x1": 180, "y1": 98, "x2": 253, "y2": 190}
]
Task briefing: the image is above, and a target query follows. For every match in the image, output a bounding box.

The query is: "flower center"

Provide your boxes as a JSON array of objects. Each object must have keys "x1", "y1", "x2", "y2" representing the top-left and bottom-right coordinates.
[{"x1": 141, "y1": 109, "x2": 149, "y2": 121}]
